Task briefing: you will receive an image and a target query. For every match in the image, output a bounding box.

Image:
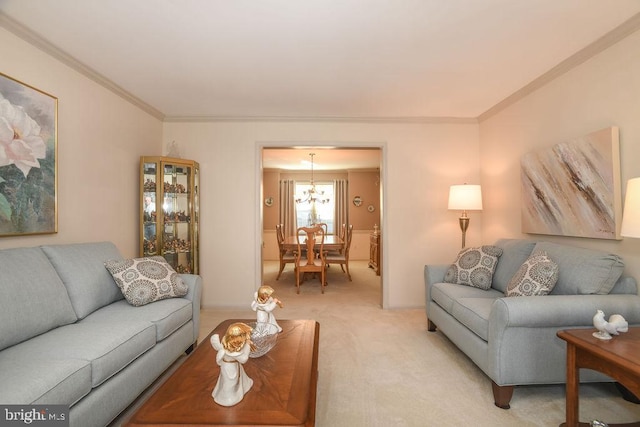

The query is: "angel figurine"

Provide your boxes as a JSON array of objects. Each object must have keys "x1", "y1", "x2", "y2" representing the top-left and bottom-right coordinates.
[
  {"x1": 251, "y1": 285, "x2": 283, "y2": 332},
  {"x1": 210, "y1": 322, "x2": 254, "y2": 406}
]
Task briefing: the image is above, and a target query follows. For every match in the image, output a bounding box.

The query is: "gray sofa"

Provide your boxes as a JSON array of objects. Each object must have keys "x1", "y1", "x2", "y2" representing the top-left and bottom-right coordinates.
[
  {"x1": 0, "y1": 242, "x2": 202, "y2": 427},
  {"x1": 424, "y1": 238, "x2": 640, "y2": 408}
]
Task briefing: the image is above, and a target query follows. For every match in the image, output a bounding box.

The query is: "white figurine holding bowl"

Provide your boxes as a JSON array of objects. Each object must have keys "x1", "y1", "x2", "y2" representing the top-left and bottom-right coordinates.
[
  {"x1": 251, "y1": 285, "x2": 283, "y2": 333},
  {"x1": 210, "y1": 322, "x2": 254, "y2": 406}
]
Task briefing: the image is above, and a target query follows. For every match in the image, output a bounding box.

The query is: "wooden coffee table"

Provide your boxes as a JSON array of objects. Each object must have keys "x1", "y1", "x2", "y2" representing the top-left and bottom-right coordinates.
[
  {"x1": 557, "y1": 327, "x2": 640, "y2": 427},
  {"x1": 125, "y1": 319, "x2": 320, "y2": 427}
]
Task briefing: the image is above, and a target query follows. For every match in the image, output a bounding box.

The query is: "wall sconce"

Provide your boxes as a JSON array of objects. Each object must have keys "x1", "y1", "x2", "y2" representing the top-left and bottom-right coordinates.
[
  {"x1": 448, "y1": 184, "x2": 483, "y2": 248},
  {"x1": 621, "y1": 177, "x2": 640, "y2": 239}
]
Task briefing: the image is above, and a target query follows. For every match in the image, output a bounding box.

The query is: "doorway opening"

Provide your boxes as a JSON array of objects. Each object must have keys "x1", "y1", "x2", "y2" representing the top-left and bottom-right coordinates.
[{"x1": 259, "y1": 145, "x2": 385, "y2": 307}]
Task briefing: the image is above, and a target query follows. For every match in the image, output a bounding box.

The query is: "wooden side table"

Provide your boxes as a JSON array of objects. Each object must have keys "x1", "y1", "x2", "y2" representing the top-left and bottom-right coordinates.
[{"x1": 557, "y1": 327, "x2": 640, "y2": 427}]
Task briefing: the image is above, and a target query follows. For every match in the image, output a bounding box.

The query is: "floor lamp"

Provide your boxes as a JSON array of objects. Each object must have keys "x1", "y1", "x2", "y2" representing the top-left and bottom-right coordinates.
[
  {"x1": 448, "y1": 184, "x2": 483, "y2": 248},
  {"x1": 621, "y1": 177, "x2": 640, "y2": 239}
]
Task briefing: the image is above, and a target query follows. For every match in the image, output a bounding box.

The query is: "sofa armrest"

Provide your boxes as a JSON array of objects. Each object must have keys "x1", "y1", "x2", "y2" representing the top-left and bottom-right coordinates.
[
  {"x1": 179, "y1": 273, "x2": 202, "y2": 344},
  {"x1": 424, "y1": 265, "x2": 449, "y2": 300},
  {"x1": 424, "y1": 265, "x2": 450, "y2": 325},
  {"x1": 487, "y1": 294, "x2": 640, "y2": 385},
  {"x1": 490, "y1": 294, "x2": 640, "y2": 331}
]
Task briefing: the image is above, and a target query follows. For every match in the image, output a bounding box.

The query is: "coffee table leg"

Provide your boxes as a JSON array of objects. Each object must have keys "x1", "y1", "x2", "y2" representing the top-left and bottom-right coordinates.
[{"x1": 564, "y1": 342, "x2": 579, "y2": 427}]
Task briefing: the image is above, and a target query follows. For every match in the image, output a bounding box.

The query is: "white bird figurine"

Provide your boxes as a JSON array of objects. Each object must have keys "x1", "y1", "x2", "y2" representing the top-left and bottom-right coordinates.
[{"x1": 592, "y1": 309, "x2": 629, "y2": 340}]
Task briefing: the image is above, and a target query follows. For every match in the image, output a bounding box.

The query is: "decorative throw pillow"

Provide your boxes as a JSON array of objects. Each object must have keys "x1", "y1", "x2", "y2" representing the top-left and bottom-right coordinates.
[
  {"x1": 506, "y1": 251, "x2": 559, "y2": 297},
  {"x1": 104, "y1": 256, "x2": 188, "y2": 306},
  {"x1": 443, "y1": 245, "x2": 503, "y2": 290}
]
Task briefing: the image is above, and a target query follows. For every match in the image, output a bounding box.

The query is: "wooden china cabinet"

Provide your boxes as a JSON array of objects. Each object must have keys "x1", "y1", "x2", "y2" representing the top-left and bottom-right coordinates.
[{"x1": 140, "y1": 156, "x2": 199, "y2": 274}]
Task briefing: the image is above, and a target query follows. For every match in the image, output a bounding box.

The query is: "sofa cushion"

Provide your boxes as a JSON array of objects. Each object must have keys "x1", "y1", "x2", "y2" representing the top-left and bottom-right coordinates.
[
  {"x1": 83, "y1": 298, "x2": 192, "y2": 342},
  {"x1": 444, "y1": 245, "x2": 503, "y2": 290},
  {"x1": 610, "y1": 276, "x2": 638, "y2": 295},
  {"x1": 0, "y1": 358, "x2": 91, "y2": 406},
  {"x1": 431, "y1": 282, "x2": 503, "y2": 316},
  {"x1": 105, "y1": 256, "x2": 188, "y2": 307},
  {"x1": 0, "y1": 247, "x2": 77, "y2": 351},
  {"x1": 534, "y1": 242, "x2": 625, "y2": 295},
  {"x1": 41, "y1": 242, "x2": 125, "y2": 319},
  {"x1": 451, "y1": 298, "x2": 495, "y2": 341},
  {"x1": 1, "y1": 321, "x2": 156, "y2": 388},
  {"x1": 492, "y1": 239, "x2": 537, "y2": 293},
  {"x1": 506, "y1": 251, "x2": 559, "y2": 297}
]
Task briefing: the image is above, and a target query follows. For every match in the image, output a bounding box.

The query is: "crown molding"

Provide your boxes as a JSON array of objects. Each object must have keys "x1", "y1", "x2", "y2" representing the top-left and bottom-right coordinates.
[
  {"x1": 3, "y1": 9, "x2": 639, "y2": 126},
  {"x1": 162, "y1": 115, "x2": 478, "y2": 124},
  {"x1": 478, "y1": 12, "x2": 640, "y2": 122},
  {"x1": 0, "y1": 12, "x2": 165, "y2": 121}
]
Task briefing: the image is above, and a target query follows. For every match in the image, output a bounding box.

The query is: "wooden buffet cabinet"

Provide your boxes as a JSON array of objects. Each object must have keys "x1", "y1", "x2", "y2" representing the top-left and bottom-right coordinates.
[{"x1": 369, "y1": 227, "x2": 381, "y2": 275}]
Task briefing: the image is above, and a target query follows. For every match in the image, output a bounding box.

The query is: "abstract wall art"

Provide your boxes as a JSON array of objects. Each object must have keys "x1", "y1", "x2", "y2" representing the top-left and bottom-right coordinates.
[
  {"x1": 0, "y1": 73, "x2": 57, "y2": 236},
  {"x1": 520, "y1": 126, "x2": 622, "y2": 240}
]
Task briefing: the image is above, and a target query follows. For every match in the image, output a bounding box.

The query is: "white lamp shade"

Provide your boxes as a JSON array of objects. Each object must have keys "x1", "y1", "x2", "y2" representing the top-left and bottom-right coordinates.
[
  {"x1": 448, "y1": 184, "x2": 483, "y2": 211},
  {"x1": 621, "y1": 177, "x2": 640, "y2": 238}
]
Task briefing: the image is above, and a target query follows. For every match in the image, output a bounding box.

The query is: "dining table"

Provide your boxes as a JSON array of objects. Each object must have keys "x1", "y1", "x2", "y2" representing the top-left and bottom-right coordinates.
[{"x1": 282, "y1": 235, "x2": 344, "y2": 252}]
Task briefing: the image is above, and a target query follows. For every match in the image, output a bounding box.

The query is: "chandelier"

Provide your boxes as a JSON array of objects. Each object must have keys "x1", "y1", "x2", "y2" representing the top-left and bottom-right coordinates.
[{"x1": 295, "y1": 153, "x2": 330, "y2": 205}]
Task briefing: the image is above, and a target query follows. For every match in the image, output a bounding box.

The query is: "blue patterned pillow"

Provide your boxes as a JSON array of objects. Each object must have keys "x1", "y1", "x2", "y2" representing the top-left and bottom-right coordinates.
[
  {"x1": 444, "y1": 245, "x2": 503, "y2": 290},
  {"x1": 506, "y1": 251, "x2": 559, "y2": 297},
  {"x1": 105, "y1": 256, "x2": 188, "y2": 306}
]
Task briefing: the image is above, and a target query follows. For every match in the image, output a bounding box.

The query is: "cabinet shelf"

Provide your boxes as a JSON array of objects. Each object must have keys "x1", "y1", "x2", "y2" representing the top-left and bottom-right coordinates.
[{"x1": 140, "y1": 156, "x2": 199, "y2": 274}]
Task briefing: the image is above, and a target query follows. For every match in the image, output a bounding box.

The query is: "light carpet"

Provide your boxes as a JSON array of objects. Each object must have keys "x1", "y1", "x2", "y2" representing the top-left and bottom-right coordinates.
[
  {"x1": 199, "y1": 261, "x2": 640, "y2": 426},
  {"x1": 113, "y1": 260, "x2": 640, "y2": 426}
]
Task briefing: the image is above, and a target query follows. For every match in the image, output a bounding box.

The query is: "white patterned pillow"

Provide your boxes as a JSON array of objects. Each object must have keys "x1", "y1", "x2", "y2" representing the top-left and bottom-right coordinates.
[
  {"x1": 105, "y1": 256, "x2": 188, "y2": 306},
  {"x1": 444, "y1": 245, "x2": 503, "y2": 290},
  {"x1": 506, "y1": 251, "x2": 559, "y2": 297}
]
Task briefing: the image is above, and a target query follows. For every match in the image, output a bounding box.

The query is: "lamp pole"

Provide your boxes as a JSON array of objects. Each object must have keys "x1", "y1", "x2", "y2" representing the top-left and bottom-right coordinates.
[{"x1": 459, "y1": 211, "x2": 470, "y2": 248}]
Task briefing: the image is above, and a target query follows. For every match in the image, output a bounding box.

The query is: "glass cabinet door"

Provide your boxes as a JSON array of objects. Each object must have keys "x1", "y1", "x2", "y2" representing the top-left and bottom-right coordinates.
[
  {"x1": 140, "y1": 157, "x2": 199, "y2": 274},
  {"x1": 142, "y1": 161, "x2": 159, "y2": 256}
]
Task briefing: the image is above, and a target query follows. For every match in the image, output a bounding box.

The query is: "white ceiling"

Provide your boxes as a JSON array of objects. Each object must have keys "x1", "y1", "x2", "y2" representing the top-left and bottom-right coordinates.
[
  {"x1": 2, "y1": 1, "x2": 640, "y2": 170},
  {"x1": 2, "y1": 0, "x2": 640, "y2": 121}
]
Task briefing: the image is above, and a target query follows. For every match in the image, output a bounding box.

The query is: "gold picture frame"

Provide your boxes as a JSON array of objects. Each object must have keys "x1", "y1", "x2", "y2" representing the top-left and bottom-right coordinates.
[{"x1": 0, "y1": 73, "x2": 58, "y2": 236}]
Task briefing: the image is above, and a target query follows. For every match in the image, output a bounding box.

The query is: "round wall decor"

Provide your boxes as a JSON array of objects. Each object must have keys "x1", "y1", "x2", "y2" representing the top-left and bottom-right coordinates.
[
  {"x1": 367, "y1": 204, "x2": 375, "y2": 212},
  {"x1": 264, "y1": 196, "x2": 274, "y2": 207},
  {"x1": 353, "y1": 196, "x2": 362, "y2": 207}
]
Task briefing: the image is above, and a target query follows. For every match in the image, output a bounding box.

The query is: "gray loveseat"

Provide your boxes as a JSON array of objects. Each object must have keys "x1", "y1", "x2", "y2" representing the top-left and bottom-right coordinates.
[
  {"x1": 424, "y1": 238, "x2": 640, "y2": 408},
  {"x1": 0, "y1": 241, "x2": 202, "y2": 427}
]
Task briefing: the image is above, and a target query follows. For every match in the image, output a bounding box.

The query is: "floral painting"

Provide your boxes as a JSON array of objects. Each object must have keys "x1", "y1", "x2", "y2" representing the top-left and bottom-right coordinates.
[
  {"x1": 0, "y1": 73, "x2": 57, "y2": 236},
  {"x1": 520, "y1": 127, "x2": 622, "y2": 240}
]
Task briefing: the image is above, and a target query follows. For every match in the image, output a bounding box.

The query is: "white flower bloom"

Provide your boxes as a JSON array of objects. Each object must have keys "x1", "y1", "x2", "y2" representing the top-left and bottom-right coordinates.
[{"x1": 0, "y1": 95, "x2": 46, "y2": 177}]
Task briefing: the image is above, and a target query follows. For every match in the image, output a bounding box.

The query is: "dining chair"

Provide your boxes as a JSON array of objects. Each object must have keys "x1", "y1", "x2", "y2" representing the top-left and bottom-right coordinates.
[
  {"x1": 310, "y1": 222, "x2": 330, "y2": 260},
  {"x1": 327, "y1": 223, "x2": 346, "y2": 256},
  {"x1": 338, "y1": 223, "x2": 346, "y2": 240},
  {"x1": 325, "y1": 224, "x2": 353, "y2": 281},
  {"x1": 275, "y1": 224, "x2": 296, "y2": 280},
  {"x1": 313, "y1": 222, "x2": 328, "y2": 235},
  {"x1": 294, "y1": 225, "x2": 327, "y2": 294}
]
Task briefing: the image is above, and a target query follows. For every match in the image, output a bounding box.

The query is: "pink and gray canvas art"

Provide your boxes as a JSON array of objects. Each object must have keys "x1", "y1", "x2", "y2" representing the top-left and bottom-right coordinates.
[{"x1": 520, "y1": 127, "x2": 621, "y2": 240}]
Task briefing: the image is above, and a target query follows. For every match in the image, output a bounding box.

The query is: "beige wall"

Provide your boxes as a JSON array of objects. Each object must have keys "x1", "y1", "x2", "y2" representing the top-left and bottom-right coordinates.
[
  {"x1": 262, "y1": 169, "x2": 280, "y2": 232},
  {"x1": 0, "y1": 28, "x2": 162, "y2": 256},
  {"x1": 163, "y1": 121, "x2": 480, "y2": 309},
  {"x1": 10, "y1": 19, "x2": 638, "y2": 311},
  {"x1": 480, "y1": 29, "x2": 640, "y2": 279},
  {"x1": 348, "y1": 169, "x2": 381, "y2": 230}
]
